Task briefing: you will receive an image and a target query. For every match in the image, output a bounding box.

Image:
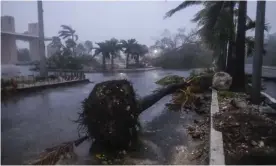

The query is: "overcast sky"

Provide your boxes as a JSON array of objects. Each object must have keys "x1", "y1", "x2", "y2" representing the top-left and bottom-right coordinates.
[{"x1": 2, "y1": 0, "x2": 276, "y2": 49}]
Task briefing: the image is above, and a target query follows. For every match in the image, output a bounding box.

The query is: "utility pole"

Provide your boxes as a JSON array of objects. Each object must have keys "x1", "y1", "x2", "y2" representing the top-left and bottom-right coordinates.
[
  {"x1": 37, "y1": 0, "x2": 47, "y2": 77},
  {"x1": 252, "y1": 0, "x2": 266, "y2": 104}
]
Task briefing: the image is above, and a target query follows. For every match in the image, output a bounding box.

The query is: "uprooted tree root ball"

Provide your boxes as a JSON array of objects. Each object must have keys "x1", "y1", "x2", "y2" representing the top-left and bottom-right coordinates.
[{"x1": 76, "y1": 80, "x2": 141, "y2": 152}]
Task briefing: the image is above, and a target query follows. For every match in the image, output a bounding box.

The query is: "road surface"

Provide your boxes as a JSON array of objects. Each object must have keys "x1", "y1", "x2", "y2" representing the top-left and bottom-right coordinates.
[
  {"x1": 245, "y1": 64, "x2": 276, "y2": 79},
  {"x1": 1, "y1": 69, "x2": 205, "y2": 165}
]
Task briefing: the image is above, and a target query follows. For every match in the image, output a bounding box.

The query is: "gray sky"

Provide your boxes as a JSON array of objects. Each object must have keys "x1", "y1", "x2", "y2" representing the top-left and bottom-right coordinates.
[{"x1": 2, "y1": 0, "x2": 276, "y2": 49}]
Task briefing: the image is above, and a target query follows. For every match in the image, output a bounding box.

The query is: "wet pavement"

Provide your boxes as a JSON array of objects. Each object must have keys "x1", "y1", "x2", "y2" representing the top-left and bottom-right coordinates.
[
  {"x1": 1, "y1": 68, "x2": 275, "y2": 164},
  {"x1": 1, "y1": 69, "x2": 195, "y2": 164}
]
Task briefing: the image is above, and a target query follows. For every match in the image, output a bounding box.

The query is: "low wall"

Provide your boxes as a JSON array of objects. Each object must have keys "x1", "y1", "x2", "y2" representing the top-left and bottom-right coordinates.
[
  {"x1": 210, "y1": 89, "x2": 225, "y2": 165},
  {"x1": 2, "y1": 79, "x2": 90, "y2": 95},
  {"x1": 112, "y1": 67, "x2": 162, "y2": 73},
  {"x1": 38, "y1": 67, "x2": 162, "y2": 73}
]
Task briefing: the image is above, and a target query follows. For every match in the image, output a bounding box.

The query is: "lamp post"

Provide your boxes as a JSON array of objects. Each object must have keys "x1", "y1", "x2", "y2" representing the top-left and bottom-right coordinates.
[
  {"x1": 37, "y1": 0, "x2": 47, "y2": 77},
  {"x1": 252, "y1": 0, "x2": 266, "y2": 104}
]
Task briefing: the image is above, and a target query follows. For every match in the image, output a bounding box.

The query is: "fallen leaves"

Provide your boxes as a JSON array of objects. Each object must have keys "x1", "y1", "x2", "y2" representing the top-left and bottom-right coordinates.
[{"x1": 214, "y1": 91, "x2": 276, "y2": 164}]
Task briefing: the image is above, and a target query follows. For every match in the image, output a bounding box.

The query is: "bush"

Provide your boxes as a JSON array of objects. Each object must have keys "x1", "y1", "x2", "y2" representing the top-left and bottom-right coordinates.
[
  {"x1": 47, "y1": 53, "x2": 100, "y2": 70},
  {"x1": 150, "y1": 44, "x2": 212, "y2": 69}
]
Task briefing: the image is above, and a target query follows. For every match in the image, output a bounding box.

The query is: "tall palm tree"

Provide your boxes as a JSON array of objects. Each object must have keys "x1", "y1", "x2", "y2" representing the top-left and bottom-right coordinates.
[
  {"x1": 93, "y1": 41, "x2": 110, "y2": 71},
  {"x1": 107, "y1": 38, "x2": 123, "y2": 70},
  {"x1": 131, "y1": 44, "x2": 149, "y2": 64},
  {"x1": 58, "y1": 25, "x2": 78, "y2": 56},
  {"x1": 84, "y1": 40, "x2": 93, "y2": 54},
  {"x1": 76, "y1": 43, "x2": 86, "y2": 56},
  {"x1": 231, "y1": 0, "x2": 247, "y2": 90},
  {"x1": 49, "y1": 36, "x2": 64, "y2": 49},
  {"x1": 120, "y1": 39, "x2": 137, "y2": 68}
]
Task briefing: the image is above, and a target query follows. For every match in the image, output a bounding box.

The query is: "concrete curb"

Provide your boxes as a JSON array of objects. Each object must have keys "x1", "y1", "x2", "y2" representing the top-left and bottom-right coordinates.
[
  {"x1": 210, "y1": 89, "x2": 225, "y2": 165},
  {"x1": 2, "y1": 79, "x2": 90, "y2": 96}
]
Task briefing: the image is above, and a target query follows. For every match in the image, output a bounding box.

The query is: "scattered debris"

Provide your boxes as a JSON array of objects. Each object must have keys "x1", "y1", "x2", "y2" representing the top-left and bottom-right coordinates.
[{"x1": 214, "y1": 91, "x2": 276, "y2": 165}]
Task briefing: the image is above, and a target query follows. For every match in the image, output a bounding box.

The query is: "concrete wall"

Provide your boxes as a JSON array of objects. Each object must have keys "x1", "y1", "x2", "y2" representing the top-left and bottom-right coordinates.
[
  {"x1": 1, "y1": 16, "x2": 15, "y2": 32},
  {"x1": 1, "y1": 16, "x2": 17, "y2": 64}
]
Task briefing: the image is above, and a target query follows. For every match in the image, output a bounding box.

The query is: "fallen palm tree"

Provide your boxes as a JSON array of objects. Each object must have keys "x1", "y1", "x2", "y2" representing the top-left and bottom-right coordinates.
[{"x1": 27, "y1": 71, "x2": 214, "y2": 165}]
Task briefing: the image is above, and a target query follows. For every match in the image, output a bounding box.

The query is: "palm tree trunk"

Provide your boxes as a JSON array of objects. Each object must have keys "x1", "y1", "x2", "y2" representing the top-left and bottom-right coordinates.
[
  {"x1": 71, "y1": 35, "x2": 76, "y2": 56},
  {"x1": 102, "y1": 54, "x2": 106, "y2": 71},
  {"x1": 138, "y1": 81, "x2": 189, "y2": 114},
  {"x1": 222, "y1": 41, "x2": 227, "y2": 71},
  {"x1": 111, "y1": 54, "x2": 114, "y2": 70},
  {"x1": 126, "y1": 53, "x2": 129, "y2": 69},
  {"x1": 214, "y1": 44, "x2": 222, "y2": 71},
  {"x1": 136, "y1": 54, "x2": 139, "y2": 64},
  {"x1": 232, "y1": 0, "x2": 247, "y2": 91},
  {"x1": 226, "y1": 1, "x2": 235, "y2": 76}
]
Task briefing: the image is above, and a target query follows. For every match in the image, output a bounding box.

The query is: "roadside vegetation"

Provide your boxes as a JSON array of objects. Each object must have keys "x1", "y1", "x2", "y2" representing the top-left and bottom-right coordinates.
[
  {"x1": 161, "y1": 1, "x2": 276, "y2": 165},
  {"x1": 44, "y1": 25, "x2": 149, "y2": 71}
]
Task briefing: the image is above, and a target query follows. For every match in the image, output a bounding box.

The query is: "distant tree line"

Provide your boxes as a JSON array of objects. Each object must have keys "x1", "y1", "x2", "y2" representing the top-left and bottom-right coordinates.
[
  {"x1": 148, "y1": 28, "x2": 213, "y2": 69},
  {"x1": 47, "y1": 25, "x2": 149, "y2": 71}
]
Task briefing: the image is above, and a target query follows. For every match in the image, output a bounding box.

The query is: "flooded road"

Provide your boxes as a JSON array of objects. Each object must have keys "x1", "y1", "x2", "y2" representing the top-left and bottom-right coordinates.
[
  {"x1": 1, "y1": 69, "x2": 193, "y2": 164},
  {"x1": 2, "y1": 68, "x2": 275, "y2": 164}
]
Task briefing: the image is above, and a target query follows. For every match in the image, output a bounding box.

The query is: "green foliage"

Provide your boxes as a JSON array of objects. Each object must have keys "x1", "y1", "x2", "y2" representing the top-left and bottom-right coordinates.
[
  {"x1": 165, "y1": 1, "x2": 269, "y2": 75},
  {"x1": 151, "y1": 44, "x2": 213, "y2": 69},
  {"x1": 190, "y1": 68, "x2": 214, "y2": 77},
  {"x1": 155, "y1": 75, "x2": 184, "y2": 86},
  {"x1": 58, "y1": 25, "x2": 78, "y2": 41},
  {"x1": 47, "y1": 53, "x2": 100, "y2": 70}
]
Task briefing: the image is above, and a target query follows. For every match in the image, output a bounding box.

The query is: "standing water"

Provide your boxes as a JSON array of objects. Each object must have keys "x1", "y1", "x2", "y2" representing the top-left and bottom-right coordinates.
[{"x1": 2, "y1": 69, "x2": 193, "y2": 164}]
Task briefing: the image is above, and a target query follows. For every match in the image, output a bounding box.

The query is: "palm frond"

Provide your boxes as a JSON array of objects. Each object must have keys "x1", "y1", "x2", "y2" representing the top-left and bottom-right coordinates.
[
  {"x1": 245, "y1": 21, "x2": 270, "y2": 32},
  {"x1": 74, "y1": 35, "x2": 79, "y2": 41},
  {"x1": 61, "y1": 25, "x2": 74, "y2": 33},
  {"x1": 245, "y1": 36, "x2": 267, "y2": 57},
  {"x1": 164, "y1": 1, "x2": 203, "y2": 18},
  {"x1": 191, "y1": 8, "x2": 206, "y2": 23}
]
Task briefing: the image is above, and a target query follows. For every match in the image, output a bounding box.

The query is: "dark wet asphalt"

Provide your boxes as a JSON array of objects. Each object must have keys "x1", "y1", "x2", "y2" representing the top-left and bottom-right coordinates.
[
  {"x1": 245, "y1": 64, "x2": 276, "y2": 98},
  {"x1": 2, "y1": 68, "x2": 276, "y2": 164},
  {"x1": 1, "y1": 69, "x2": 192, "y2": 164}
]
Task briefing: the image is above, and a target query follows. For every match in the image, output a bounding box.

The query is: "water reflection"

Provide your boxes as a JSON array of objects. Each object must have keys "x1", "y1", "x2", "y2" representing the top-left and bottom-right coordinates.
[
  {"x1": 2, "y1": 69, "x2": 275, "y2": 164},
  {"x1": 2, "y1": 69, "x2": 191, "y2": 164}
]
